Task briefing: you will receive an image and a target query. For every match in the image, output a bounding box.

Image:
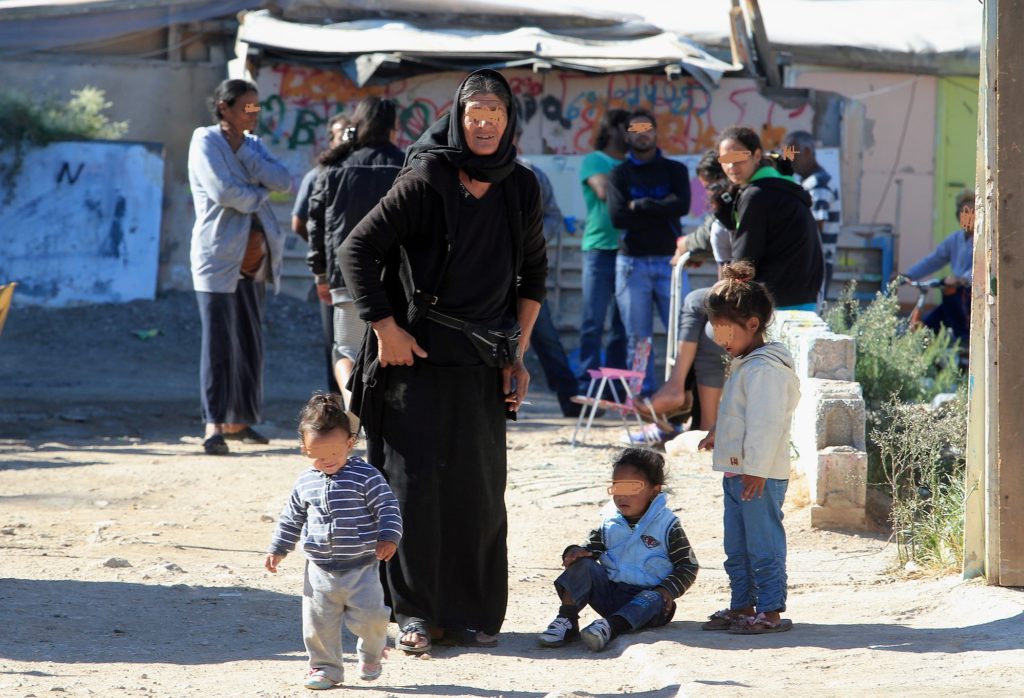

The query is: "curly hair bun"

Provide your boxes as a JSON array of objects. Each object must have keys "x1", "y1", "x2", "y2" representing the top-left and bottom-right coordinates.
[{"x1": 720, "y1": 260, "x2": 756, "y2": 283}]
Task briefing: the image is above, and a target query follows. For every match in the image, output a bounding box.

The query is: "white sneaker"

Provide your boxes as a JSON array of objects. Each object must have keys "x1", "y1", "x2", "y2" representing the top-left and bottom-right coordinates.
[
  {"x1": 537, "y1": 616, "x2": 580, "y2": 647},
  {"x1": 581, "y1": 618, "x2": 613, "y2": 652}
]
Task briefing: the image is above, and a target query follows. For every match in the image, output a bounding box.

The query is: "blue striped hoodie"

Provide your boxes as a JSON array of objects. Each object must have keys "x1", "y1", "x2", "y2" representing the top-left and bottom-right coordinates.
[{"x1": 268, "y1": 456, "x2": 403, "y2": 572}]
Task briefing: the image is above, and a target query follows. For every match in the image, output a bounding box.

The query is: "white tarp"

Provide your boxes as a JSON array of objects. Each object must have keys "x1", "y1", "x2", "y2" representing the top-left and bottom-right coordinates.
[
  {"x1": 237, "y1": 10, "x2": 738, "y2": 88},
  {"x1": 265, "y1": 0, "x2": 982, "y2": 61}
]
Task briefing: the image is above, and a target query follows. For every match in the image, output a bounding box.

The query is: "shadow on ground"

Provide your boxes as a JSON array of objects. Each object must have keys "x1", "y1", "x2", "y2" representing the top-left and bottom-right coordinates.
[{"x1": 0, "y1": 578, "x2": 303, "y2": 665}]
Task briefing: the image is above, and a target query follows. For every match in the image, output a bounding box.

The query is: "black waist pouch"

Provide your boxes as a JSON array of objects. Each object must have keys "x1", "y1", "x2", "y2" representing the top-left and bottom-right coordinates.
[{"x1": 424, "y1": 309, "x2": 521, "y2": 369}]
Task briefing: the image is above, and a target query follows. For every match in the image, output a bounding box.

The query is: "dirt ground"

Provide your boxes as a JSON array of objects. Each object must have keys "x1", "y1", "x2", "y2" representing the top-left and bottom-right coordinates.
[{"x1": 1, "y1": 292, "x2": 1022, "y2": 698}]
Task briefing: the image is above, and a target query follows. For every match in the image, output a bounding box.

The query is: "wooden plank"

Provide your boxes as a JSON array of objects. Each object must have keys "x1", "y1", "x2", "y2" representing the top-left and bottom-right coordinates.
[
  {"x1": 993, "y1": 0, "x2": 1024, "y2": 586},
  {"x1": 743, "y1": 0, "x2": 781, "y2": 88}
]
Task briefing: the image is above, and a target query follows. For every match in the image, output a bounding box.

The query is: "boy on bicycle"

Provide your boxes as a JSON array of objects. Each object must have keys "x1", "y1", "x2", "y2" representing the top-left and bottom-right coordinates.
[{"x1": 899, "y1": 190, "x2": 975, "y2": 344}]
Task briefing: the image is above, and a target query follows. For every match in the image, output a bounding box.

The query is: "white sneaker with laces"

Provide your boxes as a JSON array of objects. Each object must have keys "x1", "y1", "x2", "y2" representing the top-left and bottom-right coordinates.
[
  {"x1": 581, "y1": 618, "x2": 613, "y2": 652},
  {"x1": 537, "y1": 616, "x2": 580, "y2": 647}
]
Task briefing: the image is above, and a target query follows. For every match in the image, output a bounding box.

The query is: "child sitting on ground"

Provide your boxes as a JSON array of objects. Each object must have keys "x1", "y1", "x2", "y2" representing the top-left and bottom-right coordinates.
[
  {"x1": 537, "y1": 448, "x2": 698, "y2": 651},
  {"x1": 698, "y1": 261, "x2": 800, "y2": 634},
  {"x1": 265, "y1": 393, "x2": 403, "y2": 690}
]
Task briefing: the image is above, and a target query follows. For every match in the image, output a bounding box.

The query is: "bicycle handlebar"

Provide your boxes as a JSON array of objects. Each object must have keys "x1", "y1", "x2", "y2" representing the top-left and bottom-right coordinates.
[{"x1": 899, "y1": 277, "x2": 946, "y2": 290}]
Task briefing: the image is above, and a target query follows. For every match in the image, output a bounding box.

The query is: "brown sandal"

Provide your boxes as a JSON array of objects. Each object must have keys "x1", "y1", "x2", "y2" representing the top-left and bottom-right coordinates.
[
  {"x1": 728, "y1": 612, "x2": 793, "y2": 634},
  {"x1": 701, "y1": 608, "x2": 752, "y2": 631}
]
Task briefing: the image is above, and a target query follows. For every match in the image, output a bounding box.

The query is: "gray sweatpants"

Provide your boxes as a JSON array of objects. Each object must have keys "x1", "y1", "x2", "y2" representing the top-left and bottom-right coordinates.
[{"x1": 302, "y1": 561, "x2": 391, "y2": 684}]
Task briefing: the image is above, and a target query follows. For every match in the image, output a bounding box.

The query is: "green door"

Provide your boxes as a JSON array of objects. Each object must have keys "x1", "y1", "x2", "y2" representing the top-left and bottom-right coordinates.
[{"x1": 933, "y1": 77, "x2": 980, "y2": 245}]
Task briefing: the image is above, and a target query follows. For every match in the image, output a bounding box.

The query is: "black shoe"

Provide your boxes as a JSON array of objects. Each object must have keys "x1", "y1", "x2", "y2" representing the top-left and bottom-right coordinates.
[
  {"x1": 202, "y1": 434, "x2": 229, "y2": 455},
  {"x1": 222, "y1": 427, "x2": 270, "y2": 445}
]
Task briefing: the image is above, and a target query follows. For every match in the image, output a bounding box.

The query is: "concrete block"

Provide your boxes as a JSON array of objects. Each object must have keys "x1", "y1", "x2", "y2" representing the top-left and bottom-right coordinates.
[
  {"x1": 772, "y1": 310, "x2": 828, "y2": 340},
  {"x1": 810, "y1": 504, "x2": 868, "y2": 530},
  {"x1": 803, "y1": 332, "x2": 856, "y2": 381},
  {"x1": 793, "y1": 379, "x2": 866, "y2": 452},
  {"x1": 815, "y1": 446, "x2": 867, "y2": 509}
]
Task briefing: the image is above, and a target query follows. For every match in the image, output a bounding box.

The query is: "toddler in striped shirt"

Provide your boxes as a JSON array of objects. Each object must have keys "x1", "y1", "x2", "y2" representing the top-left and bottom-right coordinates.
[{"x1": 265, "y1": 393, "x2": 402, "y2": 690}]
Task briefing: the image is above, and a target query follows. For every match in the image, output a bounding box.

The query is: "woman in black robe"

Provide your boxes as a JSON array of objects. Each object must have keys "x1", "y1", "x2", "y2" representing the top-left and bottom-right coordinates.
[{"x1": 340, "y1": 69, "x2": 547, "y2": 651}]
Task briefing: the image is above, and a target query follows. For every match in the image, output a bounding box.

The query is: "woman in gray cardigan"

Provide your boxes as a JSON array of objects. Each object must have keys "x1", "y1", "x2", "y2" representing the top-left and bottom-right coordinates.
[{"x1": 187, "y1": 79, "x2": 292, "y2": 455}]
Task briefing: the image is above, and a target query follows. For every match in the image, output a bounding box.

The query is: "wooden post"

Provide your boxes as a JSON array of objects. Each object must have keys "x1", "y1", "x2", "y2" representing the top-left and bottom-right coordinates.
[{"x1": 968, "y1": 0, "x2": 1024, "y2": 585}]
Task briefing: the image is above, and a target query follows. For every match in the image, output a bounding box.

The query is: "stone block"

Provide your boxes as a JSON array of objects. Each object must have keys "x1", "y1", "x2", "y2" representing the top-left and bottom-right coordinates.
[
  {"x1": 815, "y1": 446, "x2": 867, "y2": 509},
  {"x1": 803, "y1": 332, "x2": 856, "y2": 381},
  {"x1": 810, "y1": 504, "x2": 868, "y2": 530},
  {"x1": 793, "y1": 379, "x2": 866, "y2": 452}
]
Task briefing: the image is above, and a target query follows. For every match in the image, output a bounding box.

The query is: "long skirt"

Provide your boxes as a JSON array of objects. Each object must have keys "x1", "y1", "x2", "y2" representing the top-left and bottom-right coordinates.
[
  {"x1": 195, "y1": 278, "x2": 264, "y2": 425},
  {"x1": 366, "y1": 320, "x2": 508, "y2": 635}
]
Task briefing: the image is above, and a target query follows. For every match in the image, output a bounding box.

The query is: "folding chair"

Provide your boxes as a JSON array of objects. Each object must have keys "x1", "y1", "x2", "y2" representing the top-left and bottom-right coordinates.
[{"x1": 570, "y1": 337, "x2": 657, "y2": 447}]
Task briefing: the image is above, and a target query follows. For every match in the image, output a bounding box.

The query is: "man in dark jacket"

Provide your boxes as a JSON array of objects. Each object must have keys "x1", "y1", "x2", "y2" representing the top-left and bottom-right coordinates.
[
  {"x1": 606, "y1": 109, "x2": 691, "y2": 394},
  {"x1": 306, "y1": 103, "x2": 405, "y2": 408}
]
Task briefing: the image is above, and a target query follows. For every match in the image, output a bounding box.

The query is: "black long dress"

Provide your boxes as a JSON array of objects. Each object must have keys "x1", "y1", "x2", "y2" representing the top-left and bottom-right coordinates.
[
  {"x1": 341, "y1": 68, "x2": 547, "y2": 637},
  {"x1": 341, "y1": 158, "x2": 546, "y2": 637},
  {"x1": 368, "y1": 185, "x2": 514, "y2": 635}
]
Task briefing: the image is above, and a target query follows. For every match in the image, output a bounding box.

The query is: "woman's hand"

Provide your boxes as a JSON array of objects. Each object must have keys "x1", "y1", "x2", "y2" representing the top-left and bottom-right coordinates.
[
  {"x1": 372, "y1": 317, "x2": 428, "y2": 367},
  {"x1": 697, "y1": 427, "x2": 716, "y2": 451},
  {"x1": 502, "y1": 358, "x2": 530, "y2": 410},
  {"x1": 740, "y1": 475, "x2": 766, "y2": 501}
]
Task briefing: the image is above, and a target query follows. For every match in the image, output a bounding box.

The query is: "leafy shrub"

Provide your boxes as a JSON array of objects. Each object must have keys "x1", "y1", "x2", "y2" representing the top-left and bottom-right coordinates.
[
  {"x1": 0, "y1": 87, "x2": 128, "y2": 203},
  {"x1": 826, "y1": 281, "x2": 964, "y2": 492},
  {"x1": 873, "y1": 391, "x2": 968, "y2": 570},
  {"x1": 825, "y1": 281, "x2": 961, "y2": 411}
]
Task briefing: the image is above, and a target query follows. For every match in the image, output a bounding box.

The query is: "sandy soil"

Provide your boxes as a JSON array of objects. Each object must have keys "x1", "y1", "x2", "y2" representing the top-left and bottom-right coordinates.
[{"x1": 1, "y1": 293, "x2": 1022, "y2": 697}]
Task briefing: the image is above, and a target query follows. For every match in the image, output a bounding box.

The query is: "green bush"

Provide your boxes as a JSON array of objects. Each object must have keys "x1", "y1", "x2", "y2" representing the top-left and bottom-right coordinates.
[
  {"x1": 825, "y1": 281, "x2": 961, "y2": 411},
  {"x1": 0, "y1": 87, "x2": 128, "y2": 203},
  {"x1": 873, "y1": 391, "x2": 968, "y2": 570}
]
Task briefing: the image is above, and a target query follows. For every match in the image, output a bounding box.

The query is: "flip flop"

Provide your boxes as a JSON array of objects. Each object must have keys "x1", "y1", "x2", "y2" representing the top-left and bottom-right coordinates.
[
  {"x1": 727, "y1": 612, "x2": 793, "y2": 634},
  {"x1": 637, "y1": 395, "x2": 693, "y2": 430},
  {"x1": 701, "y1": 608, "x2": 752, "y2": 631},
  {"x1": 397, "y1": 620, "x2": 432, "y2": 654},
  {"x1": 438, "y1": 628, "x2": 498, "y2": 648}
]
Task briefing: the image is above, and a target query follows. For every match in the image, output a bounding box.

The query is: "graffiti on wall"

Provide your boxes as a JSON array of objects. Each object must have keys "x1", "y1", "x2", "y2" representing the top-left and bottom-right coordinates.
[{"x1": 255, "y1": 65, "x2": 813, "y2": 184}]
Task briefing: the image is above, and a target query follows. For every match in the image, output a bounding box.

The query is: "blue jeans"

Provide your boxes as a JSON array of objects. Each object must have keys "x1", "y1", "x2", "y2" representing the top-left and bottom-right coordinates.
[
  {"x1": 722, "y1": 476, "x2": 788, "y2": 614},
  {"x1": 530, "y1": 301, "x2": 579, "y2": 409},
  {"x1": 578, "y1": 249, "x2": 628, "y2": 387},
  {"x1": 615, "y1": 254, "x2": 673, "y2": 395},
  {"x1": 554, "y1": 557, "x2": 673, "y2": 630}
]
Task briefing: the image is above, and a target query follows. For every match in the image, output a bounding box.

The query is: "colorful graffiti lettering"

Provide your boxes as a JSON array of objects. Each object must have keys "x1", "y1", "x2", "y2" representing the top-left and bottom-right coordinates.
[{"x1": 254, "y1": 65, "x2": 814, "y2": 178}]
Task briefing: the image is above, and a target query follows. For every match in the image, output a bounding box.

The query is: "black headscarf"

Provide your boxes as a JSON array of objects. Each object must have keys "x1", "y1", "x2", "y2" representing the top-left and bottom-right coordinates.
[{"x1": 405, "y1": 69, "x2": 518, "y2": 184}]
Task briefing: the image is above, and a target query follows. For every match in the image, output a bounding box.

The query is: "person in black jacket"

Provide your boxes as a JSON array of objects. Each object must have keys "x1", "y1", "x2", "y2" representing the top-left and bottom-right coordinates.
[
  {"x1": 715, "y1": 126, "x2": 823, "y2": 309},
  {"x1": 635, "y1": 129, "x2": 823, "y2": 437},
  {"x1": 339, "y1": 69, "x2": 546, "y2": 654},
  {"x1": 307, "y1": 97, "x2": 404, "y2": 408},
  {"x1": 606, "y1": 109, "x2": 691, "y2": 395}
]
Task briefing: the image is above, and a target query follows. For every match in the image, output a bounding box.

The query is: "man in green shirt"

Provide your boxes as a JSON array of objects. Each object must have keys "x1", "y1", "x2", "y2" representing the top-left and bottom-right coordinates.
[{"x1": 578, "y1": 108, "x2": 630, "y2": 386}]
